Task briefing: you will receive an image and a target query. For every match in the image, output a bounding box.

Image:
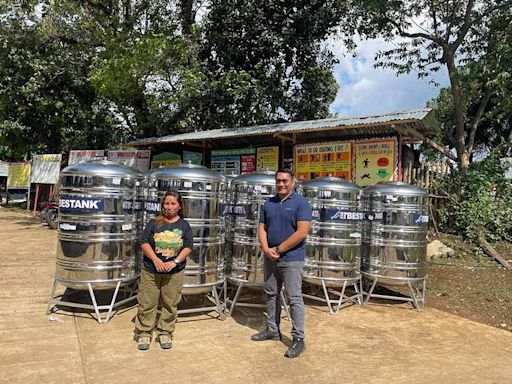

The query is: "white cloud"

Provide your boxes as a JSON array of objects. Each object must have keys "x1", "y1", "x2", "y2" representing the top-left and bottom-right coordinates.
[{"x1": 327, "y1": 37, "x2": 449, "y2": 116}]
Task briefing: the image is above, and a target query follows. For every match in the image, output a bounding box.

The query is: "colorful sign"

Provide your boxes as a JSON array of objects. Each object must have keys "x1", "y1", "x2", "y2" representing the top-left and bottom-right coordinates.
[
  {"x1": 68, "y1": 150, "x2": 105, "y2": 165},
  {"x1": 183, "y1": 151, "x2": 202, "y2": 165},
  {"x1": 211, "y1": 155, "x2": 240, "y2": 175},
  {"x1": 241, "y1": 155, "x2": 256, "y2": 174},
  {"x1": 294, "y1": 141, "x2": 352, "y2": 182},
  {"x1": 151, "y1": 152, "x2": 181, "y2": 169},
  {"x1": 257, "y1": 146, "x2": 279, "y2": 172},
  {"x1": 30, "y1": 154, "x2": 62, "y2": 184},
  {"x1": 108, "y1": 150, "x2": 151, "y2": 171},
  {"x1": 354, "y1": 138, "x2": 398, "y2": 187},
  {"x1": 7, "y1": 162, "x2": 31, "y2": 189}
]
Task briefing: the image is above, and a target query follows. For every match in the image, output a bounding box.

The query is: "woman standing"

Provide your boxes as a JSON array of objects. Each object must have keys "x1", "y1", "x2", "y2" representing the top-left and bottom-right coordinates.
[{"x1": 135, "y1": 190, "x2": 193, "y2": 350}]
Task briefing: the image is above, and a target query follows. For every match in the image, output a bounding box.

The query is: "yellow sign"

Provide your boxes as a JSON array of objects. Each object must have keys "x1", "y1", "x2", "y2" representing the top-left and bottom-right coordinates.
[
  {"x1": 294, "y1": 142, "x2": 352, "y2": 182},
  {"x1": 354, "y1": 138, "x2": 397, "y2": 186},
  {"x1": 7, "y1": 162, "x2": 31, "y2": 189},
  {"x1": 151, "y1": 159, "x2": 181, "y2": 169},
  {"x1": 257, "y1": 146, "x2": 279, "y2": 171}
]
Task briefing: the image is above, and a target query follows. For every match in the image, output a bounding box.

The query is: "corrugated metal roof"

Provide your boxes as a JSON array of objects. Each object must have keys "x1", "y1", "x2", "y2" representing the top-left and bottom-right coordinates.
[{"x1": 128, "y1": 108, "x2": 435, "y2": 146}]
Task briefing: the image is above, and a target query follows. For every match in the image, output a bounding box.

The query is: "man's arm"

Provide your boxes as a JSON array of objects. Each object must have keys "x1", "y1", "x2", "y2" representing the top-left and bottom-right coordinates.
[
  {"x1": 275, "y1": 220, "x2": 310, "y2": 253},
  {"x1": 258, "y1": 223, "x2": 280, "y2": 260}
]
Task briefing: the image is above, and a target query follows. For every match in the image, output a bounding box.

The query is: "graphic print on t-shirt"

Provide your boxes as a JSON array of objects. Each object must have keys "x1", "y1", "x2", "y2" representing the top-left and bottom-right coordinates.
[{"x1": 154, "y1": 229, "x2": 183, "y2": 259}]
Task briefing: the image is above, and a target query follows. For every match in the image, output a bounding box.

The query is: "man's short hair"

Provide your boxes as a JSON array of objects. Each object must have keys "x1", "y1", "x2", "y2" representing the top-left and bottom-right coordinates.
[{"x1": 275, "y1": 169, "x2": 294, "y2": 180}]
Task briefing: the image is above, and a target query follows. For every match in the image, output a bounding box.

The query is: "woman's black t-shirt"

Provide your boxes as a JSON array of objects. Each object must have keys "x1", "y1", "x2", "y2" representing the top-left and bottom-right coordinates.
[{"x1": 140, "y1": 217, "x2": 193, "y2": 274}]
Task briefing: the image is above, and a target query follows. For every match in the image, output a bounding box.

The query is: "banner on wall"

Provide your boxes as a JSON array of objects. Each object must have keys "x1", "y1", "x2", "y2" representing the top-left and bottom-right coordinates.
[
  {"x1": 151, "y1": 152, "x2": 181, "y2": 169},
  {"x1": 256, "y1": 146, "x2": 279, "y2": 171},
  {"x1": 68, "y1": 150, "x2": 105, "y2": 165},
  {"x1": 294, "y1": 141, "x2": 352, "y2": 182},
  {"x1": 183, "y1": 151, "x2": 202, "y2": 165},
  {"x1": 7, "y1": 162, "x2": 31, "y2": 189},
  {"x1": 108, "y1": 150, "x2": 151, "y2": 171},
  {"x1": 354, "y1": 138, "x2": 398, "y2": 187},
  {"x1": 30, "y1": 154, "x2": 62, "y2": 184}
]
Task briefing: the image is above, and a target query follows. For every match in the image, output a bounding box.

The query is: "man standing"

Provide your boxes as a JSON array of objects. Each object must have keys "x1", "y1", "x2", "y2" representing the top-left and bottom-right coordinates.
[{"x1": 251, "y1": 169, "x2": 312, "y2": 358}]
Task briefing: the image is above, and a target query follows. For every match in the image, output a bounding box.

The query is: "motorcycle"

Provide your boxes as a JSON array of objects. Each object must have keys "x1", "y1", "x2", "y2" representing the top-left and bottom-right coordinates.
[{"x1": 40, "y1": 200, "x2": 58, "y2": 229}]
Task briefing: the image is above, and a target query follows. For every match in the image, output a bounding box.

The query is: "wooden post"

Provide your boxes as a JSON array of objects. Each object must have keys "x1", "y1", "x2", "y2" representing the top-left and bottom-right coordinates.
[{"x1": 33, "y1": 183, "x2": 40, "y2": 213}]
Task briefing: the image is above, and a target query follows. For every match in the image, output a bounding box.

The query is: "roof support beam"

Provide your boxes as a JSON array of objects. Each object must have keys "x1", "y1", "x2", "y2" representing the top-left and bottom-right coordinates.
[
  {"x1": 394, "y1": 125, "x2": 458, "y2": 162},
  {"x1": 273, "y1": 133, "x2": 294, "y2": 143}
]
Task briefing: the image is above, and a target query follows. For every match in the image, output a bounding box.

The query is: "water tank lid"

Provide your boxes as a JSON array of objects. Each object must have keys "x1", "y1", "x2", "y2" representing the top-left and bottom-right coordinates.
[
  {"x1": 231, "y1": 171, "x2": 276, "y2": 186},
  {"x1": 302, "y1": 176, "x2": 361, "y2": 192},
  {"x1": 146, "y1": 163, "x2": 225, "y2": 182},
  {"x1": 363, "y1": 181, "x2": 427, "y2": 196},
  {"x1": 61, "y1": 159, "x2": 144, "y2": 177}
]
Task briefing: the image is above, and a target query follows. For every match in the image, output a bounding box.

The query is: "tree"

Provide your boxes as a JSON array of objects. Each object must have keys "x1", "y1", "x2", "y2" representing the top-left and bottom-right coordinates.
[
  {"x1": 350, "y1": 0, "x2": 512, "y2": 173},
  {"x1": 196, "y1": 0, "x2": 343, "y2": 129}
]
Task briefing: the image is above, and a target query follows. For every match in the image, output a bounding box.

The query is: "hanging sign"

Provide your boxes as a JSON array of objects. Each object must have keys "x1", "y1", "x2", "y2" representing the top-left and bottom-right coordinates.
[
  {"x1": 256, "y1": 147, "x2": 279, "y2": 172},
  {"x1": 68, "y1": 150, "x2": 105, "y2": 165},
  {"x1": 294, "y1": 141, "x2": 352, "y2": 182},
  {"x1": 108, "y1": 150, "x2": 151, "y2": 171},
  {"x1": 7, "y1": 162, "x2": 31, "y2": 189},
  {"x1": 354, "y1": 138, "x2": 398, "y2": 187},
  {"x1": 30, "y1": 154, "x2": 62, "y2": 184}
]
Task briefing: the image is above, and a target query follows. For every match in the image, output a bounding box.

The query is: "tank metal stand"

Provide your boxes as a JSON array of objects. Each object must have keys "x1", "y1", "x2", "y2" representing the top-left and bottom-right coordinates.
[
  {"x1": 302, "y1": 277, "x2": 363, "y2": 315},
  {"x1": 46, "y1": 277, "x2": 139, "y2": 324},
  {"x1": 177, "y1": 281, "x2": 226, "y2": 320},
  {"x1": 225, "y1": 279, "x2": 290, "y2": 320},
  {"x1": 361, "y1": 274, "x2": 427, "y2": 311}
]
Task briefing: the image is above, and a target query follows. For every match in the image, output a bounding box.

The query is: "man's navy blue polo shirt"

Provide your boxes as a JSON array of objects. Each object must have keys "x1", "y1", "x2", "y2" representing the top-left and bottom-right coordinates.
[{"x1": 259, "y1": 191, "x2": 312, "y2": 262}]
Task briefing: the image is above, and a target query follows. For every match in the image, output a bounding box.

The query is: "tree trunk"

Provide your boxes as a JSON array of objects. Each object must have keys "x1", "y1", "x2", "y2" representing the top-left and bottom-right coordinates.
[{"x1": 445, "y1": 50, "x2": 469, "y2": 174}]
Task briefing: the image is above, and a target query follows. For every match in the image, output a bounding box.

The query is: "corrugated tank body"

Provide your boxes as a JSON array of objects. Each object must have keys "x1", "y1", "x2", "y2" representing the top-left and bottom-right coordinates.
[
  {"x1": 144, "y1": 163, "x2": 226, "y2": 295},
  {"x1": 56, "y1": 159, "x2": 144, "y2": 289},
  {"x1": 226, "y1": 171, "x2": 276, "y2": 284},
  {"x1": 302, "y1": 177, "x2": 362, "y2": 287},
  {"x1": 361, "y1": 181, "x2": 429, "y2": 286}
]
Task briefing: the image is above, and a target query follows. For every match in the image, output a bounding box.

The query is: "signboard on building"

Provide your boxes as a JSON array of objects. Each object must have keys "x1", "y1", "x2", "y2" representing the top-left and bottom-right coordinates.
[
  {"x1": 108, "y1": 150, "x2": 151, "y2": 171},
  {"x1": 30, "y1": 154, "x2": 62, "y2": 184},
  {"x1": 211, "y1": 148, "x2": 256, "y2": 175},
  {"x1": 241, "y1": 155, "x2": 256, "y2": 174},
  {"x1": 211, "y1": 155, "x2": 240, "y2": 175},
  {"x1": 294, "y1": 141, "x2": 352, "y2": 182},
  {"x1": 151, "y1": 152, "x2": 181, "y2": 169},
  {"x1": 256, "y1": 146, "x2": 279, "y2": 172},
  {"x1": 68, "y1": 150, "x2": 105, "y2": 165},
  {"x1": 7, "y1": 162, "x2": 31, "y2": 189},
  {"x1": 183, "y1": 151, "x2": 202, "y2": 165},
  {"x1": 354, "y1": 138, "x2": 398, "y2": 187}
]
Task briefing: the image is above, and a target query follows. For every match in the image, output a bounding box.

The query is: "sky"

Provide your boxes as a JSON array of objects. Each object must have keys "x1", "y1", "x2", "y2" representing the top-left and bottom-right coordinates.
[{"x1": 328, "y1": 37, "x2": 450, "y2": 117}]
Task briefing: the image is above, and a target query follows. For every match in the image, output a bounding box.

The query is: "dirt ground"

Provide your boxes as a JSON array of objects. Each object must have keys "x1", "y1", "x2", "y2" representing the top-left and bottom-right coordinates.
[
  {"x1": 425, "y1": 233, "x2": 512, "y2": 332},
  {"x1": 1, "y1": 208, "x2": 511, "y2": 384}
]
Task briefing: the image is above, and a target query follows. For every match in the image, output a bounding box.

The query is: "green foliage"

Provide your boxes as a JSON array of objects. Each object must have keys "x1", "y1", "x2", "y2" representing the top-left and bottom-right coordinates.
[{"x1": 435, "y1": 150, "x2": 512, "y2": 242}]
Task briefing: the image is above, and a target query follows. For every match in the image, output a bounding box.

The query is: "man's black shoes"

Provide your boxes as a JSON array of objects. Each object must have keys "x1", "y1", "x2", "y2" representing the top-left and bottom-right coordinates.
[
  {"x1": 250, "y1": 329, "x2": 281, "y2": 341},
  {"x1": 284, "y1": 337, "x2": 305, "y2": 358}
]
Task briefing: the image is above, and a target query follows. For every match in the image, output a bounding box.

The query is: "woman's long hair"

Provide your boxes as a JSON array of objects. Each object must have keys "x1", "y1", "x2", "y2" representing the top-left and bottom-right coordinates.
[{"x1": 154, "y1": 190, "x2": 184, "y2": 227}]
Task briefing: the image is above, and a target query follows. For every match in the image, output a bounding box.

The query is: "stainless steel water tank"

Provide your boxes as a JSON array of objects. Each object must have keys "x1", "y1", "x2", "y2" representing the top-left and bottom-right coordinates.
[
  {"x1": 56, "y1": 159, "x2": 144, "y2": 289},
  {"x1": 302, "y1": 177, "x2": 362, "y2": 287},
  {"x1": 144, "y1": 163, "x2": 226, "y2": 294},
  {"x1": 361, "y1": 181, "x2": 429, "y2": 286},
  {"x1": 227, "y1": 171, "x2": 276, "y2": 284}
]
